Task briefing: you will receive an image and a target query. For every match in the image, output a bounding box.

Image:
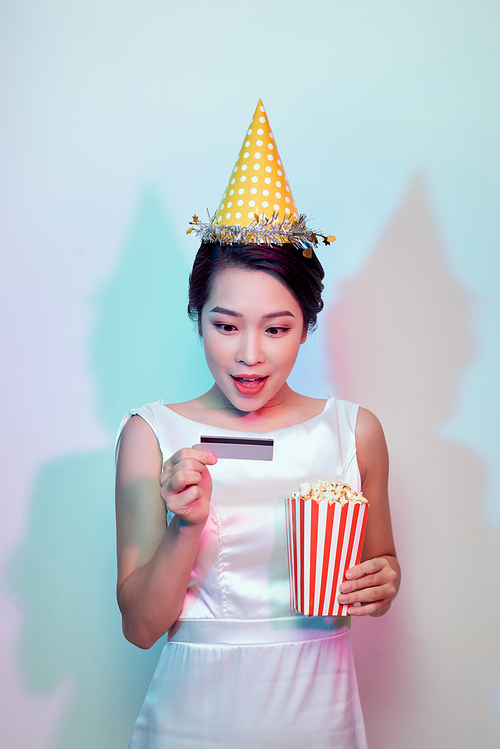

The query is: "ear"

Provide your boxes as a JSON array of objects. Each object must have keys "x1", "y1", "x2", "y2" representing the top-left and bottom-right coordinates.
[
  {"x1": 198, "y1": 320, "x2": 203, "y2": 337},
  {"x1": 300, "y1": 325, "x2": 308, "y2": 344}
]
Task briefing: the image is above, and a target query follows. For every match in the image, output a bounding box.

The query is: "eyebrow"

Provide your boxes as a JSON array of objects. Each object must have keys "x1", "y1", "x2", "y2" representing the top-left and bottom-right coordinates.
[
  {"x1": 209, "y1": 306, "x2": 295, "y2": 320},
  {"x1": 261, "y1": 310, "x2": 296, "y2": 320},
  {"x1": 209, "y1": 306, "x2": 242, "y2": 318}
]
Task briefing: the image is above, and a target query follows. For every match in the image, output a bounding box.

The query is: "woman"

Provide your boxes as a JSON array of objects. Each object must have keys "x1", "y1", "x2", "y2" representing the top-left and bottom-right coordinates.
[{"x1": 115, "y1": 240, "x2": 400, "y2": 748}]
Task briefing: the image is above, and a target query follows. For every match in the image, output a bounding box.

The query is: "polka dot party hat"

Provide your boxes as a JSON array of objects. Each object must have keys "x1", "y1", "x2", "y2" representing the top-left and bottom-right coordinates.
[
  {"x1": 187, "y1": 100, "x2": 335, "y2": 257},
  {"x1": 214, "y1": 99, "x2": 299, "y2": 227}
]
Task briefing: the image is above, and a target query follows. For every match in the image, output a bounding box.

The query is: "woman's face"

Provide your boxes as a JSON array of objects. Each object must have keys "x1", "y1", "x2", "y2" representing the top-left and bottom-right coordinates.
[{"x1": 200, "y1": 267, "x2": 307, "y2": 412}]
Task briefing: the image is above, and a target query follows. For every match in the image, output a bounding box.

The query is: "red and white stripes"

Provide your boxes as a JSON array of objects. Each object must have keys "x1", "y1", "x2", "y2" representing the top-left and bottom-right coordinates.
[{"x1": 285, "y1": 498, "x2": 369, "y2": 617}]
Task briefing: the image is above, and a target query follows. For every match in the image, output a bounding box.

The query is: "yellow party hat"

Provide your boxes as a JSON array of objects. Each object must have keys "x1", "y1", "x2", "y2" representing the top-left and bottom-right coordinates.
[
  {"x1": 214, "y1": 99, "x2": 299, "y2": 227},
  {"x1": 187, "y1": 100, "x2": 335, "y2": 256}
]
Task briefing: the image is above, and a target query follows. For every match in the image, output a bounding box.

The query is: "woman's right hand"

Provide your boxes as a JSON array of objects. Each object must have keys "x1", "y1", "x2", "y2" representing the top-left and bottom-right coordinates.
[{"x1": 160, "y1": 447, "x2": 217, "y2": 526}]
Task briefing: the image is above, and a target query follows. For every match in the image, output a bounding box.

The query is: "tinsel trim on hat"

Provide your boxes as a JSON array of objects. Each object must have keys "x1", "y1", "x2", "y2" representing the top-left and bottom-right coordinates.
[{"x1": 186, "y1": 213, "x2": 336, "y2": 258}]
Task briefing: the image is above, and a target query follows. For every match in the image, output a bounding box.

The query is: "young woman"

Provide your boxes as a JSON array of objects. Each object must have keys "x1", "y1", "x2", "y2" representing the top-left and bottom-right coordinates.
[{"x1": 115, "y1": 241, "x2": 400, "y2": 748}]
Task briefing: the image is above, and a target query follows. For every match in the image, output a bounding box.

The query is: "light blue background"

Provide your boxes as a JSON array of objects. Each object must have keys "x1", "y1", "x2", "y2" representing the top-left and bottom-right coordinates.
[{"x1": 1, "y1": 2, "x2": 499, "y2": 747}]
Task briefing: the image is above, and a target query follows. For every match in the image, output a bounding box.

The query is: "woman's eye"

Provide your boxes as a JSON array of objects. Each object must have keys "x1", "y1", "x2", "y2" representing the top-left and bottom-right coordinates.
[
  {"x1": 267, "y1": 326, "x2": 289, "y2": 335},
  {"x1": 215, "y1": 323, "x2": 236, "y2": 333}
]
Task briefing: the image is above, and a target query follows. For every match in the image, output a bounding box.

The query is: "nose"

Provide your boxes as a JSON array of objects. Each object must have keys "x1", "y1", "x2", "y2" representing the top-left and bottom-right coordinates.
[{"x1": 236, "y1": 330, "x2": 265, "y2": 366}]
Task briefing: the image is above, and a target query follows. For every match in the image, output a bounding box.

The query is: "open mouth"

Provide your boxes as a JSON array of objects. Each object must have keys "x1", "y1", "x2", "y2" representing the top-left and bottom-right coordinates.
[{"x1": 230, "y1": 375, "x2": 268, "y2": 396}]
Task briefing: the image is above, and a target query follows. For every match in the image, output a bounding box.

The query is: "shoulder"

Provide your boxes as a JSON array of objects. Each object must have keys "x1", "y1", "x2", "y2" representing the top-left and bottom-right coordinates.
[
  {"x1": 355, "y1": 408, "x2": 389, "y2": 483},
  {"x1": 120, "y1": 411, "x2": 158, "y2": 440},
  {"x1": 116, "y1": 402, "x2": 164, "y2": 450},
  {"x1": 116, "y1": 413, "x2": 162, "y2": 479},
  {"x1": 355, "y1": 407, "x2": 385, "y2": 442}
]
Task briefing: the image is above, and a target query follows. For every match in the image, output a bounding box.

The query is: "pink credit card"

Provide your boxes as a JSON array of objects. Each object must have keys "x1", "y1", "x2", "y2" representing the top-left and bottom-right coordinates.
[{"x1": 200, "y1": 435, "x2": 274, "y2": 461}]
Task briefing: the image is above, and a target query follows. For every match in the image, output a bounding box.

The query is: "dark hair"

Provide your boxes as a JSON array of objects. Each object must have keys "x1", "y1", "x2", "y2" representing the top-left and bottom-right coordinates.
[{"x1": 188, "y1": 242, "x2": 325, "y2": 334}]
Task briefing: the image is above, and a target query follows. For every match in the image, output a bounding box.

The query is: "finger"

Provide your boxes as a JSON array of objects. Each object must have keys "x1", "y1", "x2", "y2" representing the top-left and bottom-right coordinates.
[
  {"x1": 161, "y1": 455, "x2": 216, "y2": 484},
  {"x1": 345, "y1": 557, "x2": 385, "y2": 581},
  {"x1": 340, "y1": 572, "x2": 379, "y2": 593},
  {"x1": 167, "y1": 485, "x2": 205, "y2": 516},
  {"x1": 338, "y1": 582, "x2": 394, "y2": 607},
  {"x1": 348, "y1": 598, "x2": 392, "y2": 617},
  {"x1": 163, "y1": 448, "x2": 216, "y2": 472},
  {"x1": 163, "y1": 457, "x2": 213, "y2": 478},
  {"x1": 341, "y1": 561, "x2": 397, "y2": 595},
  {"x1": 191, "y1": 444, "x2": 218, "y2": 464},
  {"x1": 167, "y1": 470, "x2": 205, "y2": 494}
]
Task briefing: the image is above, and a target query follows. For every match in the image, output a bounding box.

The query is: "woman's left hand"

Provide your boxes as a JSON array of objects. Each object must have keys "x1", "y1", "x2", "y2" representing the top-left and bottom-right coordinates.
[{"x1": 338, "y1": 556, "x2": 399, "y2": 617}]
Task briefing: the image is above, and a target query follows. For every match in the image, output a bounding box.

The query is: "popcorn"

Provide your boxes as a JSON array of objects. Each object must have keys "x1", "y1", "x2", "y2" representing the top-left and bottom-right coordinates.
[{"x1": 290, "y1": 480, "x2": 368, "y2": 506}]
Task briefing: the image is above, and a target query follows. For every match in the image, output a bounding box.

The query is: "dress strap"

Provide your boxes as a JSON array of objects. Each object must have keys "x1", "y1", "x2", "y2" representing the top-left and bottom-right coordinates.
[{"x1": 333, "y1": 399, "x2": 361, "y2": 492}]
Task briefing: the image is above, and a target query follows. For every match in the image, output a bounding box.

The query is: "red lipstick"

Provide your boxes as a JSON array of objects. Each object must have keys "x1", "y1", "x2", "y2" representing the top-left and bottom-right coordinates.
[{"x1": 231, "y1": 375, "x2": 268, "y2": 396}]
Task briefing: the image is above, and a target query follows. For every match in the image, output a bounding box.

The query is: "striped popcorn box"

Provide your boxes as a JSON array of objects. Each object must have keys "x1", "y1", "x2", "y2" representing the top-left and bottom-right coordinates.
[{"x1": 285, "y1": 481, "x2": 369, "y2": 617}]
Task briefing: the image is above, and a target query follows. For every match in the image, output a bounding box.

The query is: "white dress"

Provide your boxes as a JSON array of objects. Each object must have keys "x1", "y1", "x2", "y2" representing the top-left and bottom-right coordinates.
[{"x1": 116, "y1": 397, "x2": 368, "y2": 749}]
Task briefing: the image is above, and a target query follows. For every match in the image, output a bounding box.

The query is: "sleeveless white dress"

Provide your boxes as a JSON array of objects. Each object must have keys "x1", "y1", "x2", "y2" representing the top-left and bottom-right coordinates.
[{"x1": 116, "y1": 397, "x2": 368, "y2": 749}]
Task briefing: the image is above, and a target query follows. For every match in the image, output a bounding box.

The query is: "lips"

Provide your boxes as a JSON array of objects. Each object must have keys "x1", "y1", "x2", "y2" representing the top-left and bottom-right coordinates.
[{"x1": 230, "y1": 375, "x2": 268, "y2": 396}]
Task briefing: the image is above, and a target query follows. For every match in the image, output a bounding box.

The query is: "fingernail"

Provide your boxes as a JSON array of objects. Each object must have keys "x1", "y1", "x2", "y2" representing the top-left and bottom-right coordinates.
[
  {"x1": 345, "y1": 571, "x2": 353, "y2": 580},
  {"x1": 338, "y1": 595, "x2": 349, "y2": 603},
  {"x1": 209, "y1": 456, "x2": 217, "y2": 464},
  {"x1": 340, "y1": 582, "x2": 350, "y2": 593}
]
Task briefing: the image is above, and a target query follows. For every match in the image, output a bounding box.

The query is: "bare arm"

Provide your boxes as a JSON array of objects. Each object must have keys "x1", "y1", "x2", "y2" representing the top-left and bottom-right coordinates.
[
  {"x1": 115, "y1": 415, "x2": 216, "y2": 648},
  {"x1": 337, "y1": 407, "x2": 400, "y2": 617}
]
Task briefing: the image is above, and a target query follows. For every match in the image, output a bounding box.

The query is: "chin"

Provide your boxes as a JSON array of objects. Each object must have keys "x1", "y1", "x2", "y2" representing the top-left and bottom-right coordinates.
[
  {"x1": 227, "y1": 395, "x2": 265, "y2": 413},
  {"x1": 219, "y1": 386, "x2": 266, "y2": 412}
]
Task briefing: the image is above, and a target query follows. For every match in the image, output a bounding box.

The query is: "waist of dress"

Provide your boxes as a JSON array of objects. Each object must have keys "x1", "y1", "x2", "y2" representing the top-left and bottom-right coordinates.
[{"x1": 168, "y1": 616, "x2": 350, "y2": 645}]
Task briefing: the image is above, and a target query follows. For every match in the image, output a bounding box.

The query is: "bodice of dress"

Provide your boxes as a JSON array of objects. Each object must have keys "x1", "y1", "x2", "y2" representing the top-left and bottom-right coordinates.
[{"x1": 116, "y1": 397, "x2": 360, "y2": 623}]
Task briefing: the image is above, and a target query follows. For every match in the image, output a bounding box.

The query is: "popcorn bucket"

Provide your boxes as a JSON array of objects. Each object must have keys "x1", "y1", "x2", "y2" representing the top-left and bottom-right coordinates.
[{"x1": 285, "y1": 497, "x2": 369, "y2": 616}]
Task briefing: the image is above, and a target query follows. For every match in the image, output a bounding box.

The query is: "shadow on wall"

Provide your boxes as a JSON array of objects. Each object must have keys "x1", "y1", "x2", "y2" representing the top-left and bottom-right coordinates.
[
  {"x1": 10, "y1": 187, "x2": 212, "y2": 749},
  {"x1": 327, "y1": 175, "x2": 500, "y2": 749}
]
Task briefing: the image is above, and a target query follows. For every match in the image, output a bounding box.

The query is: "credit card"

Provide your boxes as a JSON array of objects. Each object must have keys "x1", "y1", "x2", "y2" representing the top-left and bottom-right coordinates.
[{"x1": 200, "y1": 435, "x2": 274, "y2": 461}]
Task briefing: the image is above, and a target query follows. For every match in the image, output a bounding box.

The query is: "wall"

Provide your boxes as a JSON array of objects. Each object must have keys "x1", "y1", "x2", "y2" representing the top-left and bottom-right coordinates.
[{"x1": 1, "y1": 2, "x2": 499, "y2": 747}]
